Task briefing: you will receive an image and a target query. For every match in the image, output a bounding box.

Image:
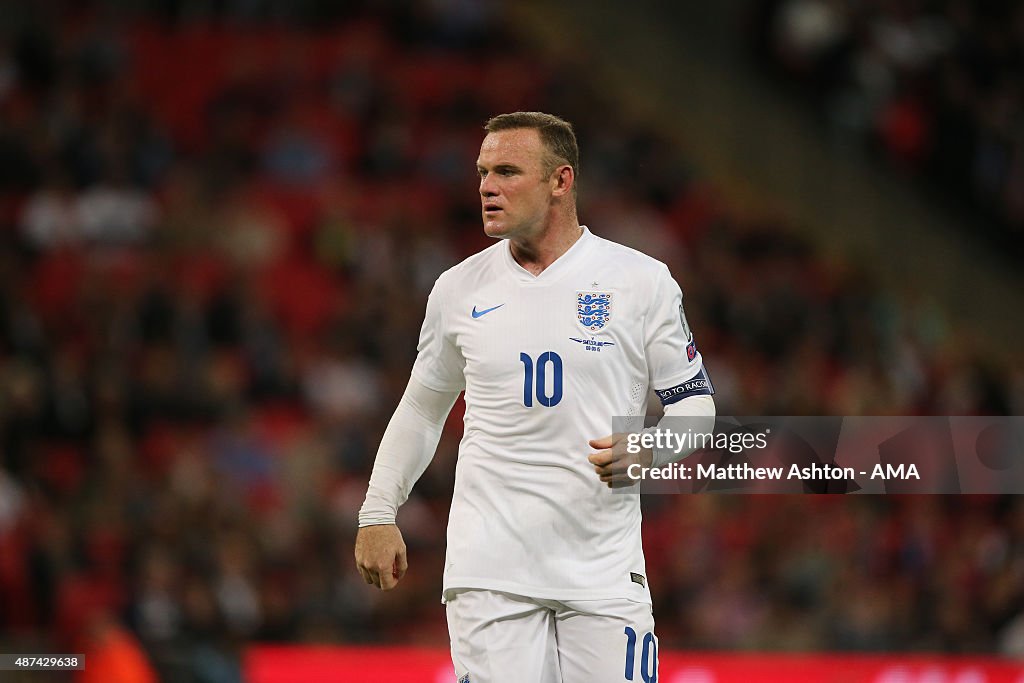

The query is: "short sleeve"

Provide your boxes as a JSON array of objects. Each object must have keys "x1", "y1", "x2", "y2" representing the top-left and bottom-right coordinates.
[
  {"x1": 645, "y1": 264, "x2": 714, "y2": 405},
  {"x1": 411, "y1": 275, "x2": 466, "y2": 393}
]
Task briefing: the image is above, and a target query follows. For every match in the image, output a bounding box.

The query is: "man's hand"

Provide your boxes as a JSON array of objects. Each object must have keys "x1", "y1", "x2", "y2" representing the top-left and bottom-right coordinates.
[
  {"x1": 588, "y1": 433, "x2": 653, "y2": 488},
  {"x1": 354, "y1": 524, "x2": 408, "y2": 590}
]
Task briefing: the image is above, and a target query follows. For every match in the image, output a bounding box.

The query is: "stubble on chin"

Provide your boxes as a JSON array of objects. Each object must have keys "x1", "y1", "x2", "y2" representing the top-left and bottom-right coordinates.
[{"x1": 483, "y1": 219, "x2": 509, "y2": 238}]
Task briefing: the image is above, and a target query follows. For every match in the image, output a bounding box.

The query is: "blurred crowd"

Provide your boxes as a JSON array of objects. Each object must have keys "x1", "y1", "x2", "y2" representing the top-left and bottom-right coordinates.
[
  {"x1": 0, "y1": 1, "x2": 1022, "y2": 681},
  {"x1": 750, "y1": 0, "x2": 1024, "y2": 252}
]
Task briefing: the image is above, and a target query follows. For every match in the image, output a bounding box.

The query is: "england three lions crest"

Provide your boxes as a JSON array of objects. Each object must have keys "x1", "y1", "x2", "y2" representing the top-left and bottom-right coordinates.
[{"x1": 577, "y1": 291, "x2": 612, "y2": 332}]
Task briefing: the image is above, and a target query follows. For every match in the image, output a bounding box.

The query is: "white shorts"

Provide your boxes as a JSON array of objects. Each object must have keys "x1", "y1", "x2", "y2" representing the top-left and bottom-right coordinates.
[{"x1": 445, "y1": 589, "x2": 658, "y2": 683}]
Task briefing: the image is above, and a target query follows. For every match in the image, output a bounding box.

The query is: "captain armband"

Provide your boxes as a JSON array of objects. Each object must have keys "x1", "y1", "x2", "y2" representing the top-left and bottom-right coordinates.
[{"x1": 654, "y1": 367, "x2": 714, "y2": 406}]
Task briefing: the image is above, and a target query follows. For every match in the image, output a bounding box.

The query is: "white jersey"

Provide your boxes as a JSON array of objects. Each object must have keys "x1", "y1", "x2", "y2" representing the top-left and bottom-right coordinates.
[{"x1": 412, "y1": 227, "x2": 712, "y2": 604}]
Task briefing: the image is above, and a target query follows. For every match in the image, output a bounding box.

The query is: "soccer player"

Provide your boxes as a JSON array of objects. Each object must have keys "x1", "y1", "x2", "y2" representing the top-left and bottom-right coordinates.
[{"x1": 355, "y1": 112, "x2": 715, "y2": 683}]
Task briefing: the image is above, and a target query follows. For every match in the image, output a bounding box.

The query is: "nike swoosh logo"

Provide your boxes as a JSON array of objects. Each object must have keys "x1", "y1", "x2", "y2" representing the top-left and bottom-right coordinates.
[{"x1": 471, "y1": 304, "x2": 504, "y2": 318}]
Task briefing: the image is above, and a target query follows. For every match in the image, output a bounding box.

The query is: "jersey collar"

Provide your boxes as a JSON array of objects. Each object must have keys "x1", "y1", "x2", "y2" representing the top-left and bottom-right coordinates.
[{"x1": 501, "y1": 226, "x2": 594, "y2": 284}]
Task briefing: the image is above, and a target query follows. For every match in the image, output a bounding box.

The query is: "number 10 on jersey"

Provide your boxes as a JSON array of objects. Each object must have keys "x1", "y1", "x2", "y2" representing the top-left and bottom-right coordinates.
[{"x1": 519, "y1": 352, "x2": 562, "y2": 407}]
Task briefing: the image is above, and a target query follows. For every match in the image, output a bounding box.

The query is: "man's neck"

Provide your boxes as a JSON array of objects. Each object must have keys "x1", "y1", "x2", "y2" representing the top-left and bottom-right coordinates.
[{"x1": 509, "y1": 217, "x2": 583, "y2": 277}]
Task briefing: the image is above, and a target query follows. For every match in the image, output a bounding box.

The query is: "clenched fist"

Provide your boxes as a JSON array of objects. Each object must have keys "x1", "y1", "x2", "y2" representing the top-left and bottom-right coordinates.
[
  {"x1": 588, "y1": 433, "x2": 653, "y2": 488},
  {"x1": 354, "y1": 524, "x2": 408, "y2": 590}
]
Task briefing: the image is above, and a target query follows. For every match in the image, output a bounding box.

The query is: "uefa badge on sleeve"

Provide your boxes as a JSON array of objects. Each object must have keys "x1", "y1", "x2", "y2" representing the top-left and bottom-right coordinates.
[
  {"x1": 577, "y1": 291, "x2": 612, "y2": 332},
  {"x1": 679, "y1": 300, "x2": 693, "y2": 341},
  {"x1": 686, "y1": 339, "x2": 697, "y2": 361}
]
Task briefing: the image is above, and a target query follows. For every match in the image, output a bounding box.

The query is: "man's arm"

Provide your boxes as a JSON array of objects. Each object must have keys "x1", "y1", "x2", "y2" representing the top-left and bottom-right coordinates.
[
  {"x1": 588, "y1": 394, "x2": 716, "y2": 487},
  {"x1": 591, "y1": 263, "x2": 717, "y2": 486},
  {"x1": 355, "y1": 376, "x2": 459, "y2": 589}
]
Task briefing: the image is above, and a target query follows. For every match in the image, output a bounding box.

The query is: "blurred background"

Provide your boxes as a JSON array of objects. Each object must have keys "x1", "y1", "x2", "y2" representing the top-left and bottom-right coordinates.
[{"x1": 1, "y1": 0, "x2": 1023, "y2": 681}]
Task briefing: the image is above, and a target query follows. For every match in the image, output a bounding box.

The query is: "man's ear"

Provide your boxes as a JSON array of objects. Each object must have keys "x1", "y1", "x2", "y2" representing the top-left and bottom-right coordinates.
[{"x1": 551, "y1": 165, "x2": 574, "y2": 197}]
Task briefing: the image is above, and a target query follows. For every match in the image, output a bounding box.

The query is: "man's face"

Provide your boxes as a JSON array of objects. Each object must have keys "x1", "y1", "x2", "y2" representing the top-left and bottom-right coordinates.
[{"x1": 476, "y1": 128, "x2": 556, "y2": 240}]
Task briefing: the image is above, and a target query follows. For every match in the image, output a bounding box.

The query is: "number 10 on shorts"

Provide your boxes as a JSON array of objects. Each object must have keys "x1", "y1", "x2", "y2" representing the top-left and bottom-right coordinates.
[{"x1": 623, "y1": 626, "x2": 657, "y2": 682}]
